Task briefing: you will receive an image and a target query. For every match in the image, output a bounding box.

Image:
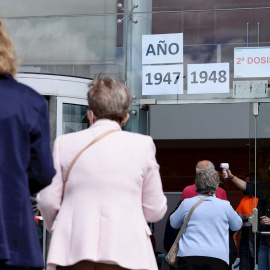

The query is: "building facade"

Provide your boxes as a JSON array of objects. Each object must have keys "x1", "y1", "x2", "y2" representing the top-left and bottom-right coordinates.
[{"x1": 2, "y1": 0, "x2": 270, "y2": 266}]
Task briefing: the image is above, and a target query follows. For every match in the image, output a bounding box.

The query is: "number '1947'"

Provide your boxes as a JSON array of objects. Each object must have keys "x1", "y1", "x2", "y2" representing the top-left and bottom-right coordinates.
[{"x1": 145, "y1": 72, "x2": 180, "y2": 85}]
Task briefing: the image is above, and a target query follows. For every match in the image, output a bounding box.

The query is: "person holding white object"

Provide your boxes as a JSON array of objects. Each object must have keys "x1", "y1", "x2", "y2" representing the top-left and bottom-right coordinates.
[
  {"x1": 224, "y1": 167, "x2": 270, "y2": 270},
  {"x1": 37, "y1": 74, "x2": 167, "y2": 270}
]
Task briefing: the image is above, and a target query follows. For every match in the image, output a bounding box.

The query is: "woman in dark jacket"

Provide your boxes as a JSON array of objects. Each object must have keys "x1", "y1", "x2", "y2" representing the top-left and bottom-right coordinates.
[{"x1": 0, "y1": 19, "x2": 56, "y2": 269}]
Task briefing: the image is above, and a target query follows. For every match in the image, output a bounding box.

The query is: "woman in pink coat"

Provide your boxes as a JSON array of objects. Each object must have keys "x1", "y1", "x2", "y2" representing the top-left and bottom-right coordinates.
[{"x1": 37, "y1": 74, "x2": 167, "y2": 270}]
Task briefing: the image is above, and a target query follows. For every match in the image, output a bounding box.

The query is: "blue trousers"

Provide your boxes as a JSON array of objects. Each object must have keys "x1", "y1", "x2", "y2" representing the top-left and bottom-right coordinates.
[{"x1": 258, "y1": 243, "x2": 270, "y2": 270}]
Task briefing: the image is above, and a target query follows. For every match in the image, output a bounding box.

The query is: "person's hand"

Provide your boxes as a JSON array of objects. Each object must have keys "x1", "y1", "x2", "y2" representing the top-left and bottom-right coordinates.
[
  {"x1": 260, "y1": 216, "x2": 270, "y2": 225},
  {"x1": 222, "y1": 169, "x2": 233, "y2": 179},
  {"x1": 227, "y1": 169, "x2": 233, "y2": 178}
]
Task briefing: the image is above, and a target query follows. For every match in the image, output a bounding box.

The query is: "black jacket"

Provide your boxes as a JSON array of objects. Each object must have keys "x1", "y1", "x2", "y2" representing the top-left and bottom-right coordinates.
[
  {"x1": 0, "y1": 73, "x2": 56, "y2": 268},
  {"x1": 244, "y1": 181, "x2": 270, "y2": 247}
]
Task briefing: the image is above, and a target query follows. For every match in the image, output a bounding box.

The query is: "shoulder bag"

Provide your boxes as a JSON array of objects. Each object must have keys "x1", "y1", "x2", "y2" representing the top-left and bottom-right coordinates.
[
  {"x1": 61, "y1": 129, "x2": 117, "y2": 203},
  {"x1": 165, "y1": 195, "x2": 209, "y2": 267}
]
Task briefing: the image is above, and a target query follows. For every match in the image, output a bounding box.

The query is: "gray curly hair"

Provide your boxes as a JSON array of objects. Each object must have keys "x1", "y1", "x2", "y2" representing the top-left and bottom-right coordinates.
[{"x1": 195, "y1": 160, "x2": 220, "y2": 196}]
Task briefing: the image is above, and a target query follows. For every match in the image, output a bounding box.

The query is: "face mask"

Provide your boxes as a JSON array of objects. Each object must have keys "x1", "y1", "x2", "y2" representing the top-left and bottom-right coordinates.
[{"x1": 268, "y1": 169, "x2": 270, "y2": 177}]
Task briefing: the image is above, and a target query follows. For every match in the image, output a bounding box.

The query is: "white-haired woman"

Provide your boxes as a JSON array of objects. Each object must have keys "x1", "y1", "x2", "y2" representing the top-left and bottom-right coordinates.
[
  {"x1": 37, "y1": 74, "x2": 167, "y2": 270},
  {"x1": 170, "y1": 160, "x2": 242, "y2": 270}
]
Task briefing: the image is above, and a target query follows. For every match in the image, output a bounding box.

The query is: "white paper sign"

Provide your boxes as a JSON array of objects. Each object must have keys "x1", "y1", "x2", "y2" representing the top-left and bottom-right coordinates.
[
  {"x1": 142, "y1": 64, "x2": 183, "y2": 95},
  {"x1": 142, "y1": 33, "x2": 183, "y2": 65},
  {"x1": 234, "y1": 47, "x2": 270, "y2": 78},
  {"x1": 187, "y1": 63, "x2": 230, "y2": 94}
]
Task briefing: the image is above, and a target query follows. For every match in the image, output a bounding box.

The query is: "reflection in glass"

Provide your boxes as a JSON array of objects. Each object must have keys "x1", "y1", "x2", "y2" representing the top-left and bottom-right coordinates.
[
  {"x1": 62, "y1": 104, "x2": 89, "y2": 134},
  {"x1": 1, "y1": 0, "x2": 122, "y2": 80}
]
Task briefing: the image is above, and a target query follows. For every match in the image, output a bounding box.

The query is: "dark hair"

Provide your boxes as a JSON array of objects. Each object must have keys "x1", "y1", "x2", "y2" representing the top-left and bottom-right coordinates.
[{"x1": 246, "y1": 173, "x2": 262, "y2": 183}]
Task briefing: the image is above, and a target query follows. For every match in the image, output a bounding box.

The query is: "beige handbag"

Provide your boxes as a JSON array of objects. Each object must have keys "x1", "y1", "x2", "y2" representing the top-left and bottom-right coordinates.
[
  {"x1": 61, "y1": 129, "x2": 117, "y2": 203},
  {"x1": 165, "y1": 195, "x2": 209, "y2": 267}
]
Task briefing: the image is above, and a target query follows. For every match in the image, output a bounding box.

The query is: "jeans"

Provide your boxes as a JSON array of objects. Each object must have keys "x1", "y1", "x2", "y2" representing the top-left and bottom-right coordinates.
[{"x1": 258, "y1": 243, "x2": 270, "y2": 270}]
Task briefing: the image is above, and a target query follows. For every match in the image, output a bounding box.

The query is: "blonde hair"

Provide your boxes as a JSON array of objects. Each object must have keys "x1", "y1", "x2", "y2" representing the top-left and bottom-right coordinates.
[
  {"x1": 0, "y1": 20, "x2": 17, "y2": 76},
  {"x1": 87, "y1": 74, "x2": 132, "y2": 123}
]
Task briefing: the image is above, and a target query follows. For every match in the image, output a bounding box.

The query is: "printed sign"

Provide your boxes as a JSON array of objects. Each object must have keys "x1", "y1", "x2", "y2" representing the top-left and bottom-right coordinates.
[
  {"x1": 142, "y1": 33, "x2": 183, "y2": 65},
  {"x1": 142, "y1": 64, "x2": 183, "y2": 95},
  {"x1": 187, "y1": 63, "x2": 230, "y2": 94},
  {"x1": 234, "y1": 47, "x2": 270, "y2": 78}
]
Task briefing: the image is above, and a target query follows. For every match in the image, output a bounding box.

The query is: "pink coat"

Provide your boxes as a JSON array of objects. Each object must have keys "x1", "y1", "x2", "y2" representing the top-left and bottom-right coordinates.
[{"x1": 37, "y1": 119, "x2": 167, "y2": 270}]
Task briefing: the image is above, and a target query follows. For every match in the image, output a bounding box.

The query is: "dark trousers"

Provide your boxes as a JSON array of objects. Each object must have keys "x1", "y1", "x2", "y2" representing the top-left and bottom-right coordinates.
[
  {"x1": 0, "y1": 260, "x2": 43, "y2": 270},
  {"x1": 178, "y1": 256, "x2": 228, "y2": 270},
  {"x1": 57, "y1": 260, "x2": 130, "y2": 270},
  {"x1": 239, "y1": 238, "x2": 255, "y2": 270}
]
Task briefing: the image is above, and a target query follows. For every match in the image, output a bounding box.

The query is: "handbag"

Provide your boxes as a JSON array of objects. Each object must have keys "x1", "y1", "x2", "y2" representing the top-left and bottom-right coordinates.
[
  {"x1": 165, "y1": 195, "x2": 209, "y2": 267},
  {"x1": 61, "y1": 129, "x2": 117, "y2": 203}
]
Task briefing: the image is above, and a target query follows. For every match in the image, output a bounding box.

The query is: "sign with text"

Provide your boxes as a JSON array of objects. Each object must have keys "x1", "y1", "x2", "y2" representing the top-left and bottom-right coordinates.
[
  {"x1": 142, "y1": 33, "x2": 183, "y2": 65},
  {"x1": 187, "y1": 63, "x2": 230, "y2": 94},
  {"x1": 142, "y1": 64, "x2": 183, "y2": 95},
  {"x1": 234, "y1": 47, "x2": 270, "y2": 78}
]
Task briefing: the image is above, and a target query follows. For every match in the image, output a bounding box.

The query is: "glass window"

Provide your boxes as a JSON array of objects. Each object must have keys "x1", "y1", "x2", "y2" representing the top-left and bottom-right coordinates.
[
  {"x1": 62, "y1": 104, "x2": 89, "y2": 134},
  {"x1": 1, "y1": 0, "x2": 122, "y2": 80}
]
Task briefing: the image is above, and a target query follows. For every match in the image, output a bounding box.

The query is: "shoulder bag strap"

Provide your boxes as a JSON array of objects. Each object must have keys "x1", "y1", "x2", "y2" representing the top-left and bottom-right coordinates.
[
  {"x1": 61, "y1": 129, "x2": 118, "y2": 202},
  {"x1": 174, "y1": 195, "x2": 210, "y2": 244}
]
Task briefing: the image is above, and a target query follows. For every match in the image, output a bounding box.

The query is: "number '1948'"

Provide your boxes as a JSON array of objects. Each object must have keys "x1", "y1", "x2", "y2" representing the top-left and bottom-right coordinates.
[{"x1": 190, "y1": 70, "x2": 227, "y2": 84}]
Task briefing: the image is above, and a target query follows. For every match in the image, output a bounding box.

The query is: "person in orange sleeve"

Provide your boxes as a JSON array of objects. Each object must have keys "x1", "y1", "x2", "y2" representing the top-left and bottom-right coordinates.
[{"x1": 236, "y1": 173, "x2": 260, "y2": 270}]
